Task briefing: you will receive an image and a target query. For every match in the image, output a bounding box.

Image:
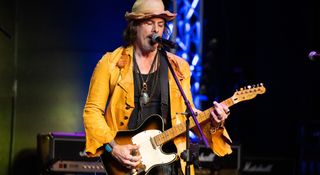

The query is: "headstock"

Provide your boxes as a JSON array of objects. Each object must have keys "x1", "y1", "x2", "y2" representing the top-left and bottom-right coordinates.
[{"x1": 232, "y1": 83, "x2": 266, "y2": 104}]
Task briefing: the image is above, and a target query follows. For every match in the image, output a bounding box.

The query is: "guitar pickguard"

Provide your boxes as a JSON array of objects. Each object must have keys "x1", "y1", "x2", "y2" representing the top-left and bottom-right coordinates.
[{"x1": 132, "y1": 130, "x2": 177, "y2": 174}]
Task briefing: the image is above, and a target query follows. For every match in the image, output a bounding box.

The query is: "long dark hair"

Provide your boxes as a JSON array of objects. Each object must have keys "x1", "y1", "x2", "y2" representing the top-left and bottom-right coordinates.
[
  {"x1": 123, "y1": 20, "x2": 140, "y2": 47},
  {"x1": 122, "y1": 19, "x2": 172, "y2": 47}
]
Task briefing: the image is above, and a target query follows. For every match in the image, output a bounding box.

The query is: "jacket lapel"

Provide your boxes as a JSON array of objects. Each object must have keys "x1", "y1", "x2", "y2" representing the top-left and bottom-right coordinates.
[{"x1": 117, "y1": 46, "x2": 135, "y2": 108}]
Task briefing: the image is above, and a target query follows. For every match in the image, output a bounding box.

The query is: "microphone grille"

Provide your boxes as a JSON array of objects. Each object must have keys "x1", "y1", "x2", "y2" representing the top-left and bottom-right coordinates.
[
  {"x1": 151, "y1": 33, "x2": 159, "y2": 43},
  {"x1": 309, "y1": 51, "x2": 317, "y2": 60}
]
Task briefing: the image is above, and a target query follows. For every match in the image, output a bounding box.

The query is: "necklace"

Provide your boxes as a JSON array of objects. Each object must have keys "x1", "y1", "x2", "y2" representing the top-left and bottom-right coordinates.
[{"x1": 134, "y1": 51, "x2": 159, "y2": 105}]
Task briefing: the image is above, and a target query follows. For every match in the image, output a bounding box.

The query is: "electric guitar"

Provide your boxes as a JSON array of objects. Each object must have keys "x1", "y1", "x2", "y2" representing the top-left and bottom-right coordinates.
[{"x1": 102, "y1": 84, "x2": 266, "y2": 175}]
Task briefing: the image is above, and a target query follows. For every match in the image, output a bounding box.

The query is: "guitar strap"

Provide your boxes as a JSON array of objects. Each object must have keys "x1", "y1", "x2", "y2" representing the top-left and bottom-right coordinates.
[{"x1": 159, "y1": 50, "x2": 169, "y2": 126}]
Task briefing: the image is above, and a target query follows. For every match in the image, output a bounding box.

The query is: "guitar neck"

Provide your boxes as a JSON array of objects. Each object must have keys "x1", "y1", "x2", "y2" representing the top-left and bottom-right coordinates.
[{"x1": 153, "y1": 97, "x2": 235, "y2": 146}]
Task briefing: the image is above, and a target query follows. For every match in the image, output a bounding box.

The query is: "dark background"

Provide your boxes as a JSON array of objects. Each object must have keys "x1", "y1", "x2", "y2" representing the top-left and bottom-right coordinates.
[
  {"x1": 0, "y1": 0, "x2": 319, "y2": 174},
  {"x1": 201, "y1": 0, "x2": 320, "y2": 174}
]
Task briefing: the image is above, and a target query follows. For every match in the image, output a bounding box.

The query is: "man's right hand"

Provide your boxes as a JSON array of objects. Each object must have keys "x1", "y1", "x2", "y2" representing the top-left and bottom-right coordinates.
[{"x1": 111, "y1": 144, "x2": 142, "y2": 169}]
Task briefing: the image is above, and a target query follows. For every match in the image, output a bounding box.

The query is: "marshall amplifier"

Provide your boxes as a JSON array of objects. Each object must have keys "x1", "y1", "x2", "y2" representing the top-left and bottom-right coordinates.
[
  {"x1": 298, "y1": 121, "x2": 320, "y2": 175},
  {"x1": 196, "y1": 144, "x2": 241, "y2": 175},
  {"x1": 37, "y1": 132, "x2": 105, "y2": 174},
  {"x1": 240, "y1": 156, "x2": 295, "y2": 175}
]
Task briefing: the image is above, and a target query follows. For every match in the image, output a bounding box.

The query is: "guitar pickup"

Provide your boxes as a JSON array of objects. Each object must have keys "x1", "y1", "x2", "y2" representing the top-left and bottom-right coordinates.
[{"x1": 150, "y1": 136, "x2": 156, "y2": 149}]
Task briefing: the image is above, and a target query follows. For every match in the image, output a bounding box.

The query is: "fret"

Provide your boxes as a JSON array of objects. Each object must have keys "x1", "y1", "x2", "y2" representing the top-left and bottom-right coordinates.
[
  {"x1": 155, "y1": 135, "x2": 160, "y2": 146},
  {"x1": 156, "y1": 135, "x2": 160, "y2": 144},
  {"x1": 222, "y1": 98, "x2": 234, "y2": 107},
  {"x1": 163, "y1": 131, "x2": 170, "y2": 142},
  {"x1": 155, "y1": 98, "x2": 234, "y2": 146}
]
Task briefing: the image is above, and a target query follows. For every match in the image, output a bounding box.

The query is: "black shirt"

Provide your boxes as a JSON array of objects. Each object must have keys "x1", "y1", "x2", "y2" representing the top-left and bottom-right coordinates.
[{"x1": 128, "y1": 70, "x2": 162, "y2": 130}]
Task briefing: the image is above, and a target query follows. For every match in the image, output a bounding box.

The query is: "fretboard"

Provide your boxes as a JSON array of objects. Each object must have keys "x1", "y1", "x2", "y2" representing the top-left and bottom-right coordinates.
[{"x1": 153, "y1": 97, "x2": 235, "y2": 146}]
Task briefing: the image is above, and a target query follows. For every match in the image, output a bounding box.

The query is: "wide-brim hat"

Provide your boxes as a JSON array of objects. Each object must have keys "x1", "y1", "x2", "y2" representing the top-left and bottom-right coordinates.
[{"x1": 125, "y1": 0, "x2": 177, "y2": 21}]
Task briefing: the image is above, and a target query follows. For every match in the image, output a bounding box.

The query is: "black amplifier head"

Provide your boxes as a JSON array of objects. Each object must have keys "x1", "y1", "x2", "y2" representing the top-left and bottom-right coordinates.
[{"x1": 37, "y1": 132, "x2": 103, "y2": 173}]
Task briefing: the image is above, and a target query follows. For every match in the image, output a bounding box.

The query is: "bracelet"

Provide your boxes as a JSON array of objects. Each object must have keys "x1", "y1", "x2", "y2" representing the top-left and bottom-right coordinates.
[
  {"x1": 209, "y1": 122, "x2": 224, "y2": 134},
  {"x1": 209, "y1": 125, "x2": 219, "y2": 134},
  {"x1": 105, "y1": 144, "x2": 113, "y2": 153}
]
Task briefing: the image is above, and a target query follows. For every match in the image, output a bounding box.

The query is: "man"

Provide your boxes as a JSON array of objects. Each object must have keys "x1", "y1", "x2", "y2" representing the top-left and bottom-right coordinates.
[{"x1": 83, "y1": 0, "x2": 232, "y2": 174}]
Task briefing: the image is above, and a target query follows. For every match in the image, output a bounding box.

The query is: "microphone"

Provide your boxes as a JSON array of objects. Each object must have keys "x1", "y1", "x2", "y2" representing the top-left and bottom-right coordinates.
[
  {"x1": 151, "y1": 34, "x2": 177, "y2": 49},
  {"x1": 308, "y1": 51, "x2": 320, "y2": 61}
]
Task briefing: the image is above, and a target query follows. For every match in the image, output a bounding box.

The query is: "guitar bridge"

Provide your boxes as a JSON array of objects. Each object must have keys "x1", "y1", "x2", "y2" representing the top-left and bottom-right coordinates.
[{"x1": 127, "y1": 165, "x2": 146, "y2": 175}]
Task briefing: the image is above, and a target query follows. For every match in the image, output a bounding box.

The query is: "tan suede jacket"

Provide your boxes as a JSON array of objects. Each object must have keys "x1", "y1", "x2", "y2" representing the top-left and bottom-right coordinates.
[{"x1": 83, "y1": 46, "x2": 232, "y2": 173}]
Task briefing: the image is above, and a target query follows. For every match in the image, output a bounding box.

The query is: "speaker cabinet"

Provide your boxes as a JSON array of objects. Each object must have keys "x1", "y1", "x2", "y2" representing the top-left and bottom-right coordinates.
[
  {"x1": 240, "y1": 156, "x2": 295, "y2": 175},
  {"x1": 37, "y1": 132, "x2": 105, "y2": 174},
  {"x1": 196, "y1": 144, "x2": 241, "y2": 175},
  {"x1": 298, "y1": 121, "x2": 320, "y2": 175}
]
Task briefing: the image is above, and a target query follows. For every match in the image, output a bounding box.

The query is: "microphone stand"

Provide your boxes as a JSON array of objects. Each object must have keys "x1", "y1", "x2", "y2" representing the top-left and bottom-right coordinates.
[
  {"x1": 1, "y1": 23, "x2": 15, "y2": 175},
  {"x1": 159, "y1": 46, "x2": 209, "y2": 175},
  {"x1": 0, "y1": 24, "x2": 12, "y2": 39}
]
